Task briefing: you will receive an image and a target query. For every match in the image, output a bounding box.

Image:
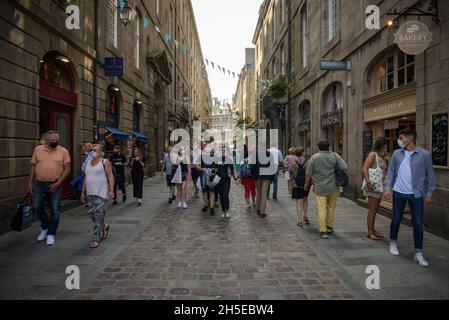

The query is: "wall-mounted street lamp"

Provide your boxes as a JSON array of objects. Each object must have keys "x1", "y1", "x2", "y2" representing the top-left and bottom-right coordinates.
[{"x1": 120, "y1": 0, "x2": 132, "y2": 26}]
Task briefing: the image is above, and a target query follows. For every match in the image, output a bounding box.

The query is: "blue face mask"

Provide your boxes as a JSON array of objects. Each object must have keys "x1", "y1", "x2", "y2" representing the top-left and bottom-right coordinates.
[{"x1": 397, "y1": 139, "x2": 406, "y2": 149}]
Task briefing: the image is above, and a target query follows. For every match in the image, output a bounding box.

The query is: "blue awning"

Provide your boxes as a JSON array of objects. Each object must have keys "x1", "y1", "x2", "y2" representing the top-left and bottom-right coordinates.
[
  {"x1": 133, "y1": 131, "x2": 149, "y2": 143},
  {"x1": 105, "y1": 127, "x2": 130, "y2": 141}
]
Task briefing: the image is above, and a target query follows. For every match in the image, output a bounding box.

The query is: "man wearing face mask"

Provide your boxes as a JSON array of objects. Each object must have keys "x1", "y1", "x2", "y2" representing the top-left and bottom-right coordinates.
[
  {"x1": 385, "y1": 129, "x2": 436, "y2": 267},
  {"x1": 109, "y1": 145, "x2": 127, "y2": 205},
  {"x1": 28, "y1": 131, "x2": 71, "y2": 246}
]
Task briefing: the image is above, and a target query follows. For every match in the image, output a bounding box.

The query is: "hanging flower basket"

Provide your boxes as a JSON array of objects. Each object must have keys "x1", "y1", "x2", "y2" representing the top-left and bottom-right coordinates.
[{"x1": 267, "y1": 75, "x2": 293, "y2": 103}]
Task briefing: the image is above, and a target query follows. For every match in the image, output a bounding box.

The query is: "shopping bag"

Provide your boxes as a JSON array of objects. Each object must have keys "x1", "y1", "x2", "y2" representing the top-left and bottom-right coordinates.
[
  {"x1": 171, "y1": 165, "x2": 182, "y2": 184},
  {"x1": 10, "y1": 193, "x2": 34, "y2": 232}
]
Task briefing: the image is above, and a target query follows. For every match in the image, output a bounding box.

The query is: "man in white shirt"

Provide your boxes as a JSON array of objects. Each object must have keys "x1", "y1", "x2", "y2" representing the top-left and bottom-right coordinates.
[
  {"x1": 267, "y1": 147, "x2": 284, "y2": 200},
  {"x1": 385, "y1": 129, "x2": 436, "y2": 267}
]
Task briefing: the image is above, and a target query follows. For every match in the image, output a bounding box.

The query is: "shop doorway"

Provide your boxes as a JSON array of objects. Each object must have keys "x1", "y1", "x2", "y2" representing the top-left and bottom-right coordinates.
[{"x1": 39, "y1": 52, "x2": 77, "y2": 199}]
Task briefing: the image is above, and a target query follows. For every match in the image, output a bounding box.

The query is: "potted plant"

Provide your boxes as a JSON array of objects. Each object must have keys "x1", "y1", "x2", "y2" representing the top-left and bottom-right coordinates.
[{"x1": 267, "y1": 75, "x2": 293, "y2": 104}]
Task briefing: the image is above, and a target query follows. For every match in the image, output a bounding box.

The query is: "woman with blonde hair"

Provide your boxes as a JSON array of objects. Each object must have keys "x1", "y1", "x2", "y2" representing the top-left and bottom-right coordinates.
[
  {"x1": 283, "y1": 147, "x2": 299, "y2": 195},
  {"x1": 81, "y1": 144, "x2": 115, "y2": 249}
]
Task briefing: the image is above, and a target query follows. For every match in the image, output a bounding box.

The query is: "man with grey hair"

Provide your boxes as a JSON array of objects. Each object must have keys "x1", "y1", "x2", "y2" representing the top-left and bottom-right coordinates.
[{"x1": 28, "y1": 130, "x2": 71, "y2": 246}]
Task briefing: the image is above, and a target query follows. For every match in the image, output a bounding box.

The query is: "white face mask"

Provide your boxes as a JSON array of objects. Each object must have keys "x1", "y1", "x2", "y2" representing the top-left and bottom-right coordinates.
[
  {"x1": 397, "y1": 139, "x2": 406, "y2": 149},
  {"x1": 91, "y1": 151, "x2": 99, "y2": 158}
]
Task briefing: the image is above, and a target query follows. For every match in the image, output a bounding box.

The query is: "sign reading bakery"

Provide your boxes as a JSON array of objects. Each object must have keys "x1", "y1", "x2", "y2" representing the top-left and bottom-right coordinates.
[
  {"x1": 364, "y1": 92, "x2": 416, "y2": 122},
  {"x1": 394, "y1": 21, "x2": 433, "y2": 55}
]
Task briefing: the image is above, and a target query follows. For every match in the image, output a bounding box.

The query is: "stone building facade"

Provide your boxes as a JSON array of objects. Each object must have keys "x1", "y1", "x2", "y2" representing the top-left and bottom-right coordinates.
[
  {"x1": 0, "y1": 0, "x2": 211, "y2": 232},
  {"x1": 234, "y1": 48, "x2": 257, "y2": 125},
  {"x1": 253, "y1": 0, "x2": 289, "y2": 153},
  {"x1": 288, "y1": 0, "x2": 449, "y2": 238}
]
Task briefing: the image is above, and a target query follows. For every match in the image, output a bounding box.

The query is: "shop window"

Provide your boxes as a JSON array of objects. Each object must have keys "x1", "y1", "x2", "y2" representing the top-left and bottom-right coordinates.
[
  {"x1": 108, "y1": 0, "x2": 118, "y2": 48},
  {"x1": 323, "y1": 83, "x2": 342, "y2": 113},
  {"x1": 134, "y1": 13, "x2": 141, "y2": 69},
  {"x1": 133, "y1": 102, "x2": 141, "y2": 133},
  {"x1": 39, "y1": 58, "x2": 72, "y2": 91},
  {"x1": 372, "y1": 49, "x2": 416, "y2": 96},
  {"x1": 106, "y1": 87, "x2": 120, "y2": 128}
]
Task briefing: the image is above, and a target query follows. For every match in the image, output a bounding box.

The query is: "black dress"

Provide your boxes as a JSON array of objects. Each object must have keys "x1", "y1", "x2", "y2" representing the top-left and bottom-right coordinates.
[{"x1": 130, "y1": 157, "x2": 146, "y2": 199}]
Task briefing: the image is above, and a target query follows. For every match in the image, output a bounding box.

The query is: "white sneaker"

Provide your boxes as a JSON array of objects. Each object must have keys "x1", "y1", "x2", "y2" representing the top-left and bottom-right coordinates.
[
  {"x1": 177, "y1": 202, "x2": 182, "y2": 208},
  {"x1": 46, "y1": 235, "x2": 55, "y2": 246},
  {"x1": 182, "y1": 202, "x2": 188, "y2": 209},
  {"x1": 389, "y1": 242, "x2": 400, "y2": 256},
  {"x1": 226, "y1": 210, "x2": 231, "y2": 218},
  {"x1": 221, "y1": 212, "x2": 226, "y2": 218},
  {"x1": 415, "y1": 252, "x2": 430, "y2": 267},
  {"x1": 37, "y1": 229, "x2": 48, "y2": 242}
]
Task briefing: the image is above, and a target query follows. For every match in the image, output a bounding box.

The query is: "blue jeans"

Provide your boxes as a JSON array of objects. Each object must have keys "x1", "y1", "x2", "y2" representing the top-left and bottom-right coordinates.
[
  {"x1": 33, "y1": 182, "x2": 62, "y2": 236},
  {"x1": 267, "y1": 168, "x2": 280, "y2": 198},
  {"x1": 390, "y1": 191, "x2": 424, "y2": 251}
]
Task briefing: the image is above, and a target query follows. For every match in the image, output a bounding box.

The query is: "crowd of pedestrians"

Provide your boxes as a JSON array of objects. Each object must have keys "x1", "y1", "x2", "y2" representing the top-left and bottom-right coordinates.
[{"x1": 26, "y1": 129, "x2": 436, "y2": 267}]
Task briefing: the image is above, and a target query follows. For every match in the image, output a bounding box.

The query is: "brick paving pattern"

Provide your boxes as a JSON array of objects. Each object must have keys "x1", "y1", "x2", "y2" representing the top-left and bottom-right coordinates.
[{"x1": 78, "y1": 186, "x2": 353, "y2": 300}]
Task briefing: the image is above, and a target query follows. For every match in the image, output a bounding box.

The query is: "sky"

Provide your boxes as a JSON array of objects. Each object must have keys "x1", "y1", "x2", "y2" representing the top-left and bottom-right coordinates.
[{"x1": 191, "y1": 0, "x2": 262, "y2": 103}]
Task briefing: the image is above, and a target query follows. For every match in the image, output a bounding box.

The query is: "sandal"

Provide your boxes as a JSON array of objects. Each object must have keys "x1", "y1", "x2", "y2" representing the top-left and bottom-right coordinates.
[
  {"x1": 101, "y1": 224, "x2": 111, "y2": 240},
  {"x1": 297, "y1": 221, "x2": 304, "y2": 228},
  {"x1": 367, "y1": 233, "x2": 382, "y2": 241},
  {"x1": 90, "y1": 241, "x2": 100, "y2": 249},
  {"x1": 303, "y1": 217, "x2": 310, "y2": 225},
  {"x1": 374, "y1": 231, "x2": 384, "y2": 238}
]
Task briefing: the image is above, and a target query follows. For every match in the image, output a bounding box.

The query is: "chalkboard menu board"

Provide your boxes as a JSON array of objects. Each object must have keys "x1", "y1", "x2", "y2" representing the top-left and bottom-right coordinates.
[
  {"x1": 363, "y1": 131, "x2": 373, "y2": 160},
  {"x1": 432, "y1": 113, "x2": 448, "y2": 167}
]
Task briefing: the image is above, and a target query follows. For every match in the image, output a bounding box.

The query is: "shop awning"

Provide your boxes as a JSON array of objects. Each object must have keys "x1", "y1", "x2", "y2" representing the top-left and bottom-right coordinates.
[
  {"x1": 105, "y1": 127, "x2": 130, "y2": 141},
  {"x1": 133, "y1": 131, "x2": 149, "y2": 143}
]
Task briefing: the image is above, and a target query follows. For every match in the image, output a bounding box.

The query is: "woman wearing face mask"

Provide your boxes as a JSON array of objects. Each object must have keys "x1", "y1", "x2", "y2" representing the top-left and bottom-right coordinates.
[
  {"x1": 129, "y1": 148, "x2": 146, "y2": 206},
  {"x1": 81, "y1": 144, "x2": 115, "y2": 249},
  {"x1": 362, "y1": 137, "x2": 388, "y2": 240}
]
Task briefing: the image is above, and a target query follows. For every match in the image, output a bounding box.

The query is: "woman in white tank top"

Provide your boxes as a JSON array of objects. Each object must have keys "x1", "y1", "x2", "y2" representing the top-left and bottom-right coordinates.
[{"x1": 81, "y1": 144, "x2": 115, "y2": 249}]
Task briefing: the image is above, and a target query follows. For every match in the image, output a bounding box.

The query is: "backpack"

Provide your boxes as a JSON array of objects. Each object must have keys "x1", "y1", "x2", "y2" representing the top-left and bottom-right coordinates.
[
  {"x1": 295, "y1": 160, "x2": 306, "y2": 188},
  {"x1": 240, "y1": 161, "x2": 252, "y2": 178}
]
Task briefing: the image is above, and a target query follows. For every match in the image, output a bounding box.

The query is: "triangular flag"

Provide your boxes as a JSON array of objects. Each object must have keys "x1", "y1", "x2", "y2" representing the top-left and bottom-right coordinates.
[
  {"x1": 163, "y1": 33, "x2": 171, "y2": 44},
  {"x1": 232, "y1": 72, "x2": 235, "y2": 78},
  {"x1": 154, "y1": 26, "x2": 161, "y2": 33},
  {"x1": 144, "y1": 18, "x2": 150, "y2": 29},
  {"x1": 205, "y1": 59, "x2": 209, "y2": 66},
  {"x1": 130, "y1": 8, "x2": 137, "y2": 22},
  {"x1": 174, "y1": 40, "x2": 179, "y2": 48},
  {"x1": 211, "y1": 62, "x2": 215, "y2": 69},
  {"x1": 119, "y1": 0, "x2": 125, "y2": 10}
]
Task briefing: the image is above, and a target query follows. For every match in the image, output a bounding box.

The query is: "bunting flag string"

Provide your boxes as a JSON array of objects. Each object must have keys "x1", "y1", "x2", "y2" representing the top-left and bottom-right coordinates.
[{"x1": 111, "y1": 3, "x2": 273, "y2": 86}]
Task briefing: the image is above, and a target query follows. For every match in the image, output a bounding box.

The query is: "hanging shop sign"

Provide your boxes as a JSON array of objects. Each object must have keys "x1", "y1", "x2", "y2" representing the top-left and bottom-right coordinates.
[
  {"x1": 394, "y1": 21, "x2": 433, "y2": 55},
  {"x1": 320, "y1": 109, "x2": 343, "y2": 129},
  {"x1": 320, "y1": 60, "x2": 351, "y2": 71}
]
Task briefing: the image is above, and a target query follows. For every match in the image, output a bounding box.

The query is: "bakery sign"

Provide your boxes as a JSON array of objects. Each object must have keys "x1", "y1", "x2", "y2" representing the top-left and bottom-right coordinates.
[
  {"x1": 394, "y1": 21, "x2": 433, "y2": 55},
  {"x1": 364, "y1": 93, "x2": 416, "y2": 122}
]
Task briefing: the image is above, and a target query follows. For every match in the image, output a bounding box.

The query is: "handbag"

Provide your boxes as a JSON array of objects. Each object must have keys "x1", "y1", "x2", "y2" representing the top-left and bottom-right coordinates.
[
  {"x1": 171, "y1": 165, "x2": 182, "y2": 184},
  {"x1": 10, "y1": 193, "x2": 34, "y2": 232},
  {"x1": 207, "y1": 174, "x2": 221, "y2": 188},
  {"x1": 333, "y1": 153, "x2": 349, "y2": 187},
  {"x1": 362, "y1": 155, "x2": 384, "y2": 193}
]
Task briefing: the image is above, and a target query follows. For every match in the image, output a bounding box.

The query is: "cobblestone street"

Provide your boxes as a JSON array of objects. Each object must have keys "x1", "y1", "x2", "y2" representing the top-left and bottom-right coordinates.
[{"x1": 1, "y1": 176, "x2": 448, "y2": 300}]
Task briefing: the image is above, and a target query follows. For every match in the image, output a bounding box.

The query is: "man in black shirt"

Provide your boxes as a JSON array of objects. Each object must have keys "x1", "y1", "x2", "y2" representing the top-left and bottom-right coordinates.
[{"x1": 109, "y1": 145, "x2": 127, "y2": 205}]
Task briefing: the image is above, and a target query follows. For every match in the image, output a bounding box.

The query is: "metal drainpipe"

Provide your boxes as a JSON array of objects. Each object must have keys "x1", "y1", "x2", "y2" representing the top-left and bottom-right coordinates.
[
  {"x1": 93, "y1": 0, "x2": 99, "y2": 141},
  {"x1": 287, "y1": 0, "x2": 292, "y2": 152}
]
